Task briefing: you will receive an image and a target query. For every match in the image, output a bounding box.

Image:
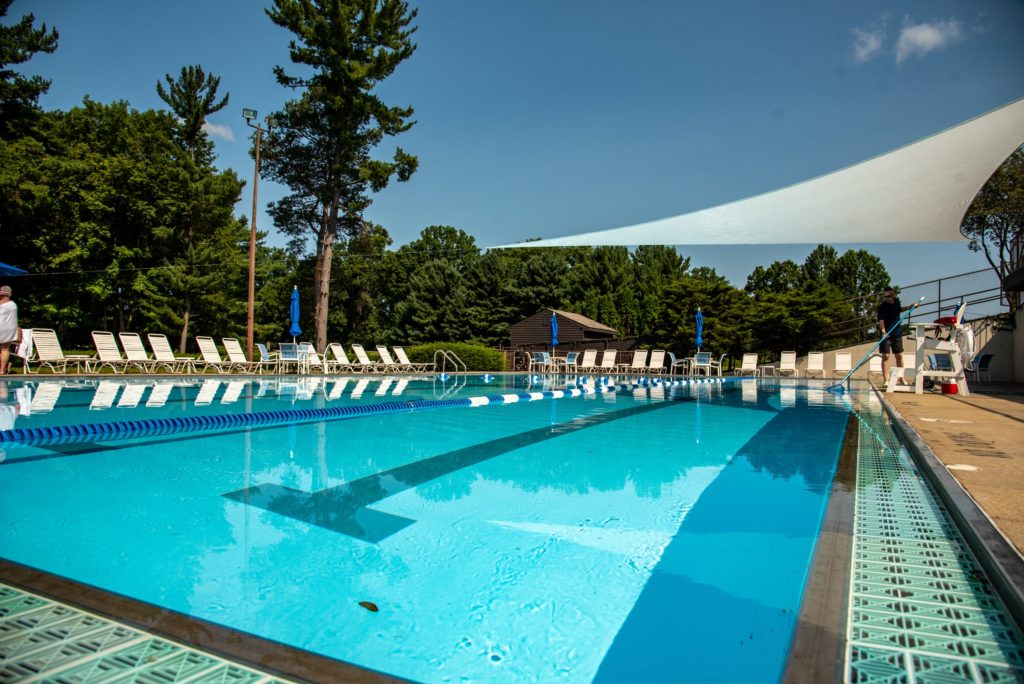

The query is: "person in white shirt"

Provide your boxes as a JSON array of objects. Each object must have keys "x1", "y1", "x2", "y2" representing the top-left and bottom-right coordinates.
[{"x1": 0, "y1": 285, "x2": 18, "y2": 375}]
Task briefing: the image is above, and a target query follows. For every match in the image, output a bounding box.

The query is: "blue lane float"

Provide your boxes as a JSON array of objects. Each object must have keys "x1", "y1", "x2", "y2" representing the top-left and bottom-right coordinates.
[{"x1": 0, "y1": 377, "x2": 736, "y2": 447}]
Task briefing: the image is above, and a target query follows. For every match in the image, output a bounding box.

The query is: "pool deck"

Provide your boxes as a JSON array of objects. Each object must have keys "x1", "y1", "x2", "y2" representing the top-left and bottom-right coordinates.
[{"x1": 881, "y1": 383, "x2": 1024, "y2": 558}]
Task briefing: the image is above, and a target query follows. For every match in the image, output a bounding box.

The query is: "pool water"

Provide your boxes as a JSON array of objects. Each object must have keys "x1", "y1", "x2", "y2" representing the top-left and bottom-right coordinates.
[{"x1": 1, "y1": 376, "x2": 851, "y2": 682}]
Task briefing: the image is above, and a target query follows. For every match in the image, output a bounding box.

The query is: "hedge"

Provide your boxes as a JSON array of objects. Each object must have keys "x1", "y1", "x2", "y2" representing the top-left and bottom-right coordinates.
[{"x1": 406, "y1": 343, "x2": 505, "y2": 372}]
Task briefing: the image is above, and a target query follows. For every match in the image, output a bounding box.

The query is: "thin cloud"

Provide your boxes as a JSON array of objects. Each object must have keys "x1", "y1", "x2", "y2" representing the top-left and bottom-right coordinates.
[
  {"x1": 851, "y1": 26, "x2": 885, "y2": 63},
  {"x1": 896, "y1": 18, "x2": 963, "y2": 62},
  {"x1": 203, "y1": 122, "x2": 234, "y2": 142}
]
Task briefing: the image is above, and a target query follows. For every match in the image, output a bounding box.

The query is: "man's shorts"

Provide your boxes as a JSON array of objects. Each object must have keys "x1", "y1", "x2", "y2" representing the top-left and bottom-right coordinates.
[{"x1": 880, "y1": 334, "x2": 903, "y2": 354}]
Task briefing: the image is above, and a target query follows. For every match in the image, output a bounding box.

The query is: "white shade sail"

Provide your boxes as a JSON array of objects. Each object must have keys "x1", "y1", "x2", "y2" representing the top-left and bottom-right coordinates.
[{"x1": 499, "y1": 98, "x2": 1024, "y2": 248}]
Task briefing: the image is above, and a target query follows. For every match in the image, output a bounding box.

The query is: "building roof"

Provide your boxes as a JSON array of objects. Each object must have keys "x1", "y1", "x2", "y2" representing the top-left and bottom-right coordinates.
[
  {"x1": 550, "y1": 308, "x2": 617, "y2": 334},
  {"x1": 498, "y1": 98, "x2": 1024, "y2": 248}
]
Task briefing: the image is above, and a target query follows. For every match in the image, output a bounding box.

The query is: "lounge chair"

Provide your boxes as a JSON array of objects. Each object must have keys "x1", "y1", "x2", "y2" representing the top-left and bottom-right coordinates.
[
  {"x1": 297, "y1": 342, "x2": 328, "y2": 374},
  {"x1": 833, "y1": 352, "x2": 852, "y2": 379},
  {"x1": 223, "y1": 338, "x2": 259, "y2": 373},
  {"x1": 375, "y1": 378, "x2": 395, "y2": 396},
  {"x1": 805, "y1": 352, "x2": 825, "y2": 378},
  {"x1": 619, "y1": 349, "x2": 648, "y2": 373},
  {"x1": 195, "y1": 336, "x2": 233, "y2": 374},
  {"x1": 146, "y1": 383, "x2": 173, "y2": 407},
  {"x1": 394, "y1": 346, "x2": 434, "y2": 373},
  {"x1": 90, "y1": 381, "x2": 122, "y2": 409},
  {"x1": 116, "y1": 383, "x2": 147, "y2": 408},
  {"x1": 691, "y1": 352, "x2": 713, "y2": 376},
  {"x1": 147, "y1": 333, "x2": 195, "y2": 374},
  {"x1": 577, "y1": 349, "x2": 598, "y2": 372},
  {"x1": 736, "y1": 353, "x2": 759, "y2": 377},
  {"x1": 91, "y1": 331, "x2": 131, "y2": 374},
  {"x1": 598, "y1": 349, "x2": 617, "y2": 373},
  {"x1": 118, "y1": 333, "x2": 157, "y2": 373},
  {"x1": 646, "y1": 349, "x2": 666, "y2": 374},
  {"x1": 195, "y1": 379, "x2": 221, "y2": 405},
  {"x1": 25, "y1": 329, "x2": 92, "y2": 374},
  {"x1": 221, "y1": 380, "x2": 247, "y2": 404},
  {"x1": 778, "y1": 351, "x2": 799, "y2": 378},
  {"x1": 324, "y1": 343, "x2": 356, "y2": 373},
  {"x1": 27, "y1": 382, "x2": 63, "y2": 413},
  {"x1": 376, "y1": 345, "x2": 406, "y2": 372},
  {"x1": 352, "y1": 344, "x2": 385, "y2": 373},
  {"x1": 351, "y1": 377, "x2": 371, "y2": 398},
  {"x1": 326, "y1": 378, "x2": 349, "y2": 399}
]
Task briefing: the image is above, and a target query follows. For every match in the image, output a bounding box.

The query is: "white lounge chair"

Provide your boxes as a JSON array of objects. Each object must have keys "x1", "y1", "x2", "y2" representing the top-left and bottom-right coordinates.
[
  {"x1": 223, "y1": 338, "x2": 259, "y2": 373},
  {"x1": 352, "y1": 344, "x2": 385, "y2": 373},
  {"x1": 297, "y1": 342, "x2": 328, "y2": 374},
  {"x1": 646, "y1": 349, "x2": 666, "y2": 374},
  {"x1": 118, "y1": 333, "x2": 156, "y2": 373},
  {"x1": 805, "y1": 352, "x2": 825, "y2": 378},
  {"x1": 376, "y1": 345, "x2": 405, "y2": 372},
  {"x1": 736, "y1": 353, "x2": 759, "y2": 377},
  {"x1": 833, "y1": 352, "x2": 852, "y2": 379},
  {"x1": 619, "y1": 349, "x2": 648, "y2": 374},
  {"x1": 91, "y1": 331, "x2": 130, "y2": 374},
  {"x1": 598, "y1": 349, "x2": 617, "y2": 373},
  {"x1": 394, "y1": 346, "x2": 433, "y2": 373},
  {"x1": 577, "y1": 349, "x2": 598, "y2": 373},
  {"x1": 147, "y1": 333, "x2": 195, "y2": 374},
  {"x1": 325, "y1": 343, "x2": 358, "y2": 373},
  {"x1": 25, "y1": 329, "x2": 92, "y2": 374},
  {"x1": 778, "y1": 351, "x2": 799, "y2": 378},
  {"x1": 195, "y1": 336, "x2": 233, "y2": 374},
  {"x1": 255, "y1": 343, "x2": 279, "y2": 374}
]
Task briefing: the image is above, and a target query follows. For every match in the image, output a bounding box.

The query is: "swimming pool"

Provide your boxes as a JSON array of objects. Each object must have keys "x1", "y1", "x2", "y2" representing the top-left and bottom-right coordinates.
[{"x1": 0, "y1": 376, "x2": 911, "y2": 681}]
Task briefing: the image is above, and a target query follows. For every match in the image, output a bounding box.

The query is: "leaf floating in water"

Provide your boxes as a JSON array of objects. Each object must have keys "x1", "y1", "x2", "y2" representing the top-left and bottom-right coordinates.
[{"x1": 359, "y1": 601, "x2": 379, "y2": 612}]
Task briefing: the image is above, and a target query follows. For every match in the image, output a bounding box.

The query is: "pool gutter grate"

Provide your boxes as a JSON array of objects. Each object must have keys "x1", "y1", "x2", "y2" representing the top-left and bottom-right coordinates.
[
  {"x1": 0, "y1": 584, "x2": 289, "y2": 684},
  {"x1": 846, "y1": 405, "x2": 1024, "y2": 683}
]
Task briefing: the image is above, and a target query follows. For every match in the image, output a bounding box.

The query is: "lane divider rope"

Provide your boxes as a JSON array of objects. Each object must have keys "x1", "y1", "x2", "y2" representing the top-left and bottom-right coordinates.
[{"x1": 0, "y1": 377, "x2": 735, "y2": 447}]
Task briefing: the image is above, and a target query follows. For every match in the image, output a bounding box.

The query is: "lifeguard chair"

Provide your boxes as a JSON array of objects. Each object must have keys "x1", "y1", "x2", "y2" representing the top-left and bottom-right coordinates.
[{"x1": 887, "y1": 300, "x2": 973, "y2": 395}]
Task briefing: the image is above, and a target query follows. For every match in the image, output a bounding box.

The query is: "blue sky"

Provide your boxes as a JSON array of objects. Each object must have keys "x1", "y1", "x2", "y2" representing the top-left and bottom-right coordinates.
[{"x1": 11, "y1": 0, "x2": 1024, "y2": 299}]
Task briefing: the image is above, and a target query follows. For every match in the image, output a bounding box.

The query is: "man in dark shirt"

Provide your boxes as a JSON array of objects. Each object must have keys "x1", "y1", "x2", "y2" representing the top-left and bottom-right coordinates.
[{"x1": 876, "y1": 287, "x2": 910, "y2": 383}]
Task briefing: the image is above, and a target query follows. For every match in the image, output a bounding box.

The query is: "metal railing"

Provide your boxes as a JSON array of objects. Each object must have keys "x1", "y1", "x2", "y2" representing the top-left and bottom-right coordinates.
[
  {"x1": 433, "y1": 349, "x2": 467, "y2": 374},
  {"x1": 825, "y1": 267, "x2": 1008, "y2": 345}
]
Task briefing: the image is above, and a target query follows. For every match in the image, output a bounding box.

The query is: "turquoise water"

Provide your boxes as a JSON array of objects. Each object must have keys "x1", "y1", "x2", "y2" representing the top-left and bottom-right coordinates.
[{"x1": 0, "y1": 375, "x2": 850, "y2": 683}]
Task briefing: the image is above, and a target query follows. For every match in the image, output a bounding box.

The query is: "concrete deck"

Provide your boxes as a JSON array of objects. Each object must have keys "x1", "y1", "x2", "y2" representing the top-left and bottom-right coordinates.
[{"x1": 882, "y1": 383, "x2": 1024, "y2": 557}]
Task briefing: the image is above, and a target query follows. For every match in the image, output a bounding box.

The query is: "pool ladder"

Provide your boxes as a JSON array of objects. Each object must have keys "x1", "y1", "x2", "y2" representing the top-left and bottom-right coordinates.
[{"x1": 433, "y1": 349, "x2": 467, "y2": 374}]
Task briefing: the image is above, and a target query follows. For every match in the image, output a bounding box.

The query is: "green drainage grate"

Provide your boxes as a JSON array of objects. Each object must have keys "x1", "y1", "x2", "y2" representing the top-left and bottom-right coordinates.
[
  {"x1": 847, "y1": 404, "x2": 1024, "y2": 683},
  {"x1": 0, "y1": 584, "x2": 290, "y2": 684}
]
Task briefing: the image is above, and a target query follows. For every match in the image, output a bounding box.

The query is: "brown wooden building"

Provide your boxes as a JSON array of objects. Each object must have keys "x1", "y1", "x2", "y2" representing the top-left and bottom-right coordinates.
[{"x1": 509, "y1": 308, "x2": 625, "y2": 351}]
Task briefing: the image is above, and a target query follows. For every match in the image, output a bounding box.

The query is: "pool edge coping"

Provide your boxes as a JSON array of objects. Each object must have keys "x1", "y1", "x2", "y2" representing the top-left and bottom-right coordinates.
[{"x1": 875, "y1": 388, "x2": 1024, "y2": 632}]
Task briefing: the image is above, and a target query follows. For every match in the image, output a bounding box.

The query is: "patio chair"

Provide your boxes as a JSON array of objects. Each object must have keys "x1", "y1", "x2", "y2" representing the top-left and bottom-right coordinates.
[
  {"x1": 619, "y1": 349, "x2": 648, "y2": 373},
  {"x1": 351, "y1": 344, "x2": 385, "y2": 373},
  {"x1": 297, "y1": 342, "x2": 328, "y2": 374},
  {"x1": 691, "y1": 352, "x2": 713, "y2": 376},
  {"x1": 394, "y1": 346, "x2": 434, "y2": 373},
  {"x1": 805, "y1": 352, "x2": 825, "y2": 378},
  {"x1": 868, "y1": 354, "x2": 883, "y2": 379},
  {"x1": 667, "y1": 352, "x2": 687, "y2": 375},
  {"x1": 91, "y1": 331, "x2": 131, "y2": 374},
  {"x1": 277, "y1": 343, "x2": 301, "y2": 374},
  {"x1": 577, "y1": 349, "x2": 598, "y2": 372},
  {"x1": 376, "y1": 345, "x2": 405, "y2": 372},
  {"x1": 736, "y1": 353, "x2": 759, "y2": 377},
  {"x1": 598, "y1": 349, "x2": 617, "y2": 374},
  {"x1": 195, "y1": 336, "x2": 233, "y2": 374},
  {"x1": 222, "y1": 338, "x2": 259, "y2": 373},
  {"x1": 118, "y1": 333, "x2": 156, "y2": 373},
  {"x1": 561, "y1": 351, "x2": 581, "y2": 373},
  {"x1": 833, "y1": 352, "x2": 852, "y2": 379},
  {"x1": 147, "y1": 333, "x2": 195, "y2": 374},
  {"x1": 325, "y1": 343, "x2": 359, "y2": 373},
  {"x1": 528, "y1": 351, "x2": 553, "y2": 374},
  {"x1": 256, "y1": 343, "x2": 279, "y2": 374},
  {"x1": 968, "y1": 353, "x2": 994, "y2": 384},
  {"x1": 25, "y1": 329, "x2": 92, "y2": 374},
  {"x1": 646, "y1": 349, "x2": 666, "y2": 374},
  {"x1": 709, "y1": 354, "x2": 726, "y2": 376},
  {"x1": 778, "y1": 351, "x2": 799, "y2": 378}
]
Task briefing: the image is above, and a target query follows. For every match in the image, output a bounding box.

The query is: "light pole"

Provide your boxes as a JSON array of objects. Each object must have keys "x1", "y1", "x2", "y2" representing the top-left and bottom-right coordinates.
[{"x1": 243, "y1": 108, "x2": 273, "y2": 361}]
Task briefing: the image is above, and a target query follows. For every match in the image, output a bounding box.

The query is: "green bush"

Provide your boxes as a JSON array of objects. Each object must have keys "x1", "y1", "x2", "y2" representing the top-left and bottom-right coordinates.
[{"x1": 407, "y1": 343, "x2": 505, "y2": 372}]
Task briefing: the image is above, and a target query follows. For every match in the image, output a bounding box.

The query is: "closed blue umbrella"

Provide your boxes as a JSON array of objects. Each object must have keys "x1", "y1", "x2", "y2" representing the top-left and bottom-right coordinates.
[
  {"x1": 695, "y1": 307, "x2": 704, "y2": 352},
  {"x1": 289, "y1": 286, "x2": 302, "y2": 343},
  {"x1": 0, "y1": 262, "x2": 28, "y2": 277},
  {"x1": 550, "y1": 311, "x2": 559, "y2": 350}
]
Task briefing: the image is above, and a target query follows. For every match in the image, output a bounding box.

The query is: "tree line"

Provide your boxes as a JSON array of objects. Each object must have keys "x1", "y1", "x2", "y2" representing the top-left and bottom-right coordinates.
[{"x1": 2, "y1": 0, "x2": 1016, "y2": 361}]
